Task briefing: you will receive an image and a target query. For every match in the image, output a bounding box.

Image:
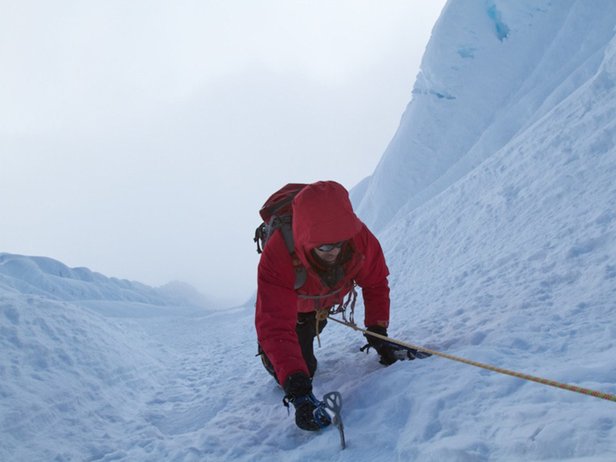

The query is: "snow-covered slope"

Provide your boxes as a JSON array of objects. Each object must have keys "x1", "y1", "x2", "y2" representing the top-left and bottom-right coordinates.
[
  {"x1": 374, "y1": 13, "x2": 616, "y2": 459},
  {"x1": 3, "y1": 0, "x2": 616, "y2": 460},
  {"x1": 0, "y1": 255, "x2": 211, "y2": 460},
  {"x1": 353, "y1": 0, "x2": 616, "y2": 233},
  {"x1": 0, "y1": 291, "x2": 168, "y2": 460}
]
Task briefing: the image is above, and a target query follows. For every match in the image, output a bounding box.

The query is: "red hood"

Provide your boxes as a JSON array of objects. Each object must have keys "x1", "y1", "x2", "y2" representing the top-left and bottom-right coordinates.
[{"x1": 292, "y1": 181, "x2": 363, "y2": 266}]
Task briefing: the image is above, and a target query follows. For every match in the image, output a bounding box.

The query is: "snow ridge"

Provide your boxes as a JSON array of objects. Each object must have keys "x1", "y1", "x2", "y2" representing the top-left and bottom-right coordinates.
[
  {"x1": 353, "y1": 0, "x2": 616, "y2": 234},
  {"x1": 0, "y1": 253, "x2": 208, "y2": 308}
]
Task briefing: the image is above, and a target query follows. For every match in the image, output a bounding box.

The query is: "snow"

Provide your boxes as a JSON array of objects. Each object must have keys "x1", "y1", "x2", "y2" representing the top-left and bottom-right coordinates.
[
  {"x1": 3, "y1": 0, "x2": 616, "y2": 460},
  {"x1": 353, "y1": 0, "x2": 616, "y2": 233}
]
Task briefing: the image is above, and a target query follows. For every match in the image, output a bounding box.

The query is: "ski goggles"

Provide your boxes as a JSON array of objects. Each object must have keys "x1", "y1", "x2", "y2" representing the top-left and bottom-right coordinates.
[{"x1": 315, "y1": 241, "x2": 344, "y2": 252}]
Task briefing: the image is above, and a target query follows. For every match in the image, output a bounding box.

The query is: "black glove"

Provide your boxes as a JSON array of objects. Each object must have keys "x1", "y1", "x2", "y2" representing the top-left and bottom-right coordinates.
[
  {"x1": 363, "y1": 325, "x2": 427, "y2": 365},
  {"x1": 283, "y1": 372, "x2": 331, "y2": 431}
]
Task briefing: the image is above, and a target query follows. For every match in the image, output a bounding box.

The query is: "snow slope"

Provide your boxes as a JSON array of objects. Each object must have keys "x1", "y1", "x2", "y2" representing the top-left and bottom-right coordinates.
[
  {"x1": 353, "y1": 0, "x2": 616, "y2": 233},
  {"x1": 3, "y1": 0, "x2": 616, "y2": 460},
  {"x1": 0, "y1": 291, "x2": 168, "y2": 460}
]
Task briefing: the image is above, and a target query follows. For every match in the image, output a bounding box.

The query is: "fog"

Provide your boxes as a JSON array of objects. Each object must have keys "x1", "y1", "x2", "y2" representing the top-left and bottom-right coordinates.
[{"x1": 0, "y1": 0, "x2": 446, "y2": 305}]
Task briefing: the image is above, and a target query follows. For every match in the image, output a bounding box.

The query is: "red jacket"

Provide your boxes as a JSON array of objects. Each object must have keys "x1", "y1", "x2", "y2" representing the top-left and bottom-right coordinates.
[{"x1": 255, "y1": 181, "x2": 390, "y2": 384}]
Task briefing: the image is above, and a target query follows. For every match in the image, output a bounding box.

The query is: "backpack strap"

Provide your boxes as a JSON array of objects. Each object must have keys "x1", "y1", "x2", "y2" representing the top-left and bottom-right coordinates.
[
  {"x1": 280, "y1": 222, "x2": 307, "y2": 290},
  {"x1": 275, "y1": 216, "x2": 294, "y2": 253},
  {"x1": 261, "y1": 215, "x2": 307, "y2": 290},
  {"x1": 276, "y1": 217, "x2": 306, "y2": 290},
  {"x1": 291, "y1": 255, "x2": 307, "y2": 290}
]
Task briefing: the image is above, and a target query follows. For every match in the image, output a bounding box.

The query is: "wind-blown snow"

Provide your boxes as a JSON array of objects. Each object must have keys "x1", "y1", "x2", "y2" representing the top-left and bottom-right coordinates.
[{"x1": 3, "y1": 0, "x2": 616, "y2": 460}]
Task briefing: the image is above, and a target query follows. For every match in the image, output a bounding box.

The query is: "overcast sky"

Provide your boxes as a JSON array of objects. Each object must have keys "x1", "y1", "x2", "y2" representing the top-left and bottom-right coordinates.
[{"x1": 1, "y1": 0, "x2": 446, "y2": 306}]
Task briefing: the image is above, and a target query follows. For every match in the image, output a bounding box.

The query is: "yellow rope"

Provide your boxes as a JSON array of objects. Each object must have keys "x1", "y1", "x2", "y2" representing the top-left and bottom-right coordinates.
[{"x1": 328, "y1": 315, "x2": 616, "y2": 404}]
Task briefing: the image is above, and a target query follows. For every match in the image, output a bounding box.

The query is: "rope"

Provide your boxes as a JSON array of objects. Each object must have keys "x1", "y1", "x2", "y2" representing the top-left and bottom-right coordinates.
[{"x1": 328, "y1": 315, "x2": 616, "y2": 404}]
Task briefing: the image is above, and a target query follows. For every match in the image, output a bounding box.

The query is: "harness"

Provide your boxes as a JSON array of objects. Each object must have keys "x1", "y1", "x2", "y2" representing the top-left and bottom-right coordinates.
[{"x1": 302, "y1": 283, "x2": 358, "y2": 347}]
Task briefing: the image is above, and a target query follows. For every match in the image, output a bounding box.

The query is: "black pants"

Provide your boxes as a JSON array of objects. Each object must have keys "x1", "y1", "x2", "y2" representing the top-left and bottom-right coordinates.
[{"x1": 259, "y1": 311, "x2": 328, "y2": 383}]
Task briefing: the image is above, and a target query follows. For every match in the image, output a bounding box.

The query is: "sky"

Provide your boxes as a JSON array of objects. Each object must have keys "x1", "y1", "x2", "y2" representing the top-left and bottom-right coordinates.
[{"x1": 0, "y1": 0, "x2": 446, "y2": 306}]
